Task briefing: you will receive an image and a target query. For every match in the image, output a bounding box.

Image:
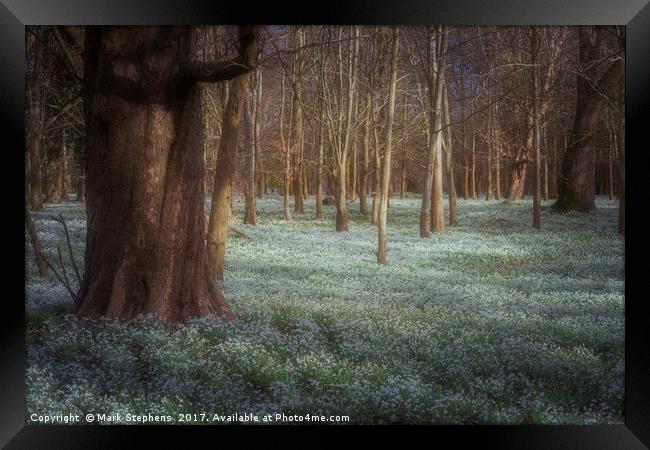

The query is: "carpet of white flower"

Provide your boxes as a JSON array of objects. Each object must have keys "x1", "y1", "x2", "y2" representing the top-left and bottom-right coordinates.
[{"x1": 25, "y1": 194, "x2": 624, "y2": 424}]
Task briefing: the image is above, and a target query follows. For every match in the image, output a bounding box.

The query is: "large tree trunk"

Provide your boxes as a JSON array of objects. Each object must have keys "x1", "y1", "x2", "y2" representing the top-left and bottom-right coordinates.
[
  {"x1": 378, "y1": 27, "x2": 399, "y2": 264},
  {"x1": 554, "y1": 26, "x2": 624, "y2": 212},
  {"x1": 78, "y1": 26, "x2": 258, "y2": 322}
]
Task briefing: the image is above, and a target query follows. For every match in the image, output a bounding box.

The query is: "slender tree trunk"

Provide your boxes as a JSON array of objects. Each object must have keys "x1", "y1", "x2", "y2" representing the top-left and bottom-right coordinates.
[
  {"x1": 25, "y1": 207, "x2": 48, "y2": 279},
  {"x1": 360, "y1": 92, "x2": 371, "y2": 214},
  {"x1": 495, "y1": 145, "x2": 501, "y2": 200},
  {"x1": 508, "y1": 111, "x2": 532, "y2": 200},
  {"x1": 255, "y1": 71, "x2": 264, "y2": 200},
  {"x1": 243, "y1": 91, "x2": 256, "y2": 225},
  {"x1": 207, "y1": 48, "x2": 258, "y2": 280},
  {"x1": 334, "y1": 26, "x2": 359, "y2": 232},
  {"x1": 59, "y1": 131, "x2": 68, "y2": 201},
  {"x1": 617, "y1": 85, "x2": 625, "y2": 235},
  {"x1": 550, "y1": 135, "x2": 558, "y2": 198},
  {"x1": 400, "y1": 158, "x2": 407, "y2": 199},
  {"x1": 531, "y1": 27, "x2": 543, "y2": 230},
  {"x1": 279, "y1": 76, "x2": 293, "y2": 221},
  {"x1": 420, "y1": 26, "x2": 447, "y2": 237},
  {"x1": 291, "y1": 31, "x2": 305, "y2": 213},
  {"x1": 543, "y1": 156, "x2": 549, "y2": 201},
  {"x1": 608, "y1": 122, "x2": 615, "y2": 201},
  {"x1": 371, "y1": 127, "x2": 380, "y2": 225},
  {"x1": 443, "y1": 86, "x2": 457, "y2": 225},
  {"x1": 315, "y1": 101, "x2": 325, "y2": 219},
  {"x1": 207, "y1": 70, "x2": 252, "y2": 279},
  {"x1": 378, "y1": 27, "x2": 399, "y2": 264},
  {"x1": 350, "y1": 141, "x2": 358, "y2": 200},
  {"x1": 76, "y1": 171, "x2": 86, "y2": 202},
  {"x1": 335, "y1": 165, "x2": 348, "y2": 231},
  {"x1": 471, "y1": 132, "x2": 476, "y2": 199},
  {"x1": 485, "y1": 146, "x2": 493, "y2": 201}
]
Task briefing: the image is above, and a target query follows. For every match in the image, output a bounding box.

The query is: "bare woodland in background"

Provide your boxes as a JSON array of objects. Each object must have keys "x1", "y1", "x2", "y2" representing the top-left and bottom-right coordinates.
[{"x1": 25, "y1": 25, "x2": 624, "y2": 323}]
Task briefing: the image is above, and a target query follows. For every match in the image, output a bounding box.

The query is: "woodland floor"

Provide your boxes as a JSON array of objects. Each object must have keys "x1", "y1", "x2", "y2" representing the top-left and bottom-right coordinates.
[{"x1": 25, "y1": 194, "x2": 624, "y2": 424}]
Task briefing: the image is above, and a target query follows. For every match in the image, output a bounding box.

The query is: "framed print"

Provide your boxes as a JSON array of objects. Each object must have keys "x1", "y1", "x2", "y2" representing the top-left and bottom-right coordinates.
[{"x1": 3, "y1": 0, "x2": 649, "y2": 447}]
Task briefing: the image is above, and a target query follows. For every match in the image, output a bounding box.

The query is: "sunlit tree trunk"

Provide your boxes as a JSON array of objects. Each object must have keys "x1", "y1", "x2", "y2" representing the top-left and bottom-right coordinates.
[
  {"x1": 378, "y1": 27, "x2": 399, "y2": 264},
  {"x1": 207, "y1": 28, "x2": 262, "y2": 280},
  {"x1": 420, "y1": 26, "x2": 447, "y2": 237},
  {"x1": 255, "y1": 71, "x2": 264, "y2": 200},
  {"x1": 78, "y1": 26, "x2": 258, "y2": 322},
  {"x1": 371, "y1": 127, "x2": 380, "y2": 225},
  {"x1": 279, "y1": 76, "x2": 293, "y2": 221},
  {"x1": 243, "y1": 90, "x2": 256, "y2": 225},
  {"x1": 443, "y1": 86, "x2": 457, "y2": 225},
  {"x1": 291, "y1": 28, "x2": 305, "y2": 214}
]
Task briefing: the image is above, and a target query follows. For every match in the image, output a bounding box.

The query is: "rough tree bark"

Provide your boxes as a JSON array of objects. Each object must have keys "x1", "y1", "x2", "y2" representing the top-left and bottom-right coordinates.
[
  {"x1": 78, "y1": 26, "x2": 259, "y2": 322},
  {"x1": 553, "y1": 26, "x2": 624, "y2": 212}
]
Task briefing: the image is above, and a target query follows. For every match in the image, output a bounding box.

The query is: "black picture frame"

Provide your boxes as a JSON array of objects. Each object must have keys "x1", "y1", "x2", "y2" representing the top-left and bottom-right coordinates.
[{"x1": 3, "y1": 0, "x2": 648, "y2": 447}]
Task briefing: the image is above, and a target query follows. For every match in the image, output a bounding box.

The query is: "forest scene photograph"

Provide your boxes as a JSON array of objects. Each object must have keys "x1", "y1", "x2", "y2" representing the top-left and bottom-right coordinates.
[{"x1": 25, "y1": 24, "x2": 625, "y2": 425}]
